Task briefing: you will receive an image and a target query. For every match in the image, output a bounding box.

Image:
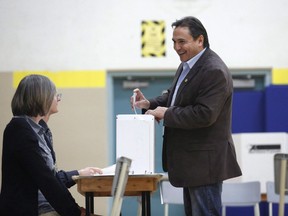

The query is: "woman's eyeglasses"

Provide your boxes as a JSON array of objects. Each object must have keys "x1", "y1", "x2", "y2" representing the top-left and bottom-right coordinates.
[{"x1": 56, "y1": 93, "x2": 62, "y2": 101}]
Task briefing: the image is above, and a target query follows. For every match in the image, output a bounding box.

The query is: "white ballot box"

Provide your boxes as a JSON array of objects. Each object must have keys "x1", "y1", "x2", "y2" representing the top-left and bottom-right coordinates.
[
  {"x1": 116, "y1": 114, "x2": 155, "y2": 174},
  {"x1": 229, "y1": 132, "x2": 288, "y2": 193}
]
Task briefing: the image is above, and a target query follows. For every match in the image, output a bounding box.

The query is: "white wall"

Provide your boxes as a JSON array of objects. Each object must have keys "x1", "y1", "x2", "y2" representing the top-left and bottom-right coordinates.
[{"x1": 0, "y1": 0, "x2": 287, "y2": 71}]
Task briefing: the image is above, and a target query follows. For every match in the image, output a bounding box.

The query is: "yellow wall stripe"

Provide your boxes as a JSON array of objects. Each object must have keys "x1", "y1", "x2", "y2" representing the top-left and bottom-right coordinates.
[
  {"x1": 13, "y1": 70, "x2": 106, "y2": 88},
  {"x1": 272, "y1": 68, "x2": 288, "y2": 84}
]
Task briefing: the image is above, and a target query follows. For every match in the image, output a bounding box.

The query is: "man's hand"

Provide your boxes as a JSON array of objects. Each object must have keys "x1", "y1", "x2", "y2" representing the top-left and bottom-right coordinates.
[
  {"x1": 145, "y1": 106, "x2": 168, "y2": 123},
  {"x1": 130, "y1": 88, "x2": 150, "y2": 110}
]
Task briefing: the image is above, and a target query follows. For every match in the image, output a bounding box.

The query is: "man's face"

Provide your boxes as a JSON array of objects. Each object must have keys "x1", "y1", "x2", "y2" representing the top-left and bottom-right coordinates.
[{"x1": 172, "y1": 26, "x2": 204, "y2": 62}]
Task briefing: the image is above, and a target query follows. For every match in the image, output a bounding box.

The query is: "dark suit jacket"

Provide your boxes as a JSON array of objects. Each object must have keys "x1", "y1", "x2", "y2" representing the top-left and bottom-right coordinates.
[
  {"x1": 149, "y1": 48, "x2": 242, "y2": 187},
  {"x1": 0, "y1": 117, "x2": 80, "y2": 216}
]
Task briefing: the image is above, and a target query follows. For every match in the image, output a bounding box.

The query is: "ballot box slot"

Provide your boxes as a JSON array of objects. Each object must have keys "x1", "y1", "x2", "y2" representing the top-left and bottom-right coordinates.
[{"x1": 249, "y1": 144, "x2": 281, "y2": 153}]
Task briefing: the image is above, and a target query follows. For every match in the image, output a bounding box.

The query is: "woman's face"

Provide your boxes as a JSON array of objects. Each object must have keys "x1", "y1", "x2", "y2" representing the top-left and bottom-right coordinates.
[{"x1": 49, "y1": 93, "x2": 61, "y2": 115}]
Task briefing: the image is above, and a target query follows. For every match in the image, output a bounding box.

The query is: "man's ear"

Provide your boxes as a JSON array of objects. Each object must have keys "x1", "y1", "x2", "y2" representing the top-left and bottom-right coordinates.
[{"x1": 197, "y1": 35, "x2": 204, "y2": 47}]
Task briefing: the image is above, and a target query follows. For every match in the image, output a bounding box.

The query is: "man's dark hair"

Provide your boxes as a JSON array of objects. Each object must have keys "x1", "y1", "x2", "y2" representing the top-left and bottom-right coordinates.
[{"x1": 172, "y1": 16, "x2": 210, "y2": 48}]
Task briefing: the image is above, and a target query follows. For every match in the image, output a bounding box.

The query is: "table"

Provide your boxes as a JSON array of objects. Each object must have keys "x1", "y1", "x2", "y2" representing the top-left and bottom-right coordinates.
[{"x1": 73, "y1": 174, "x2": 162, "y2": 216}]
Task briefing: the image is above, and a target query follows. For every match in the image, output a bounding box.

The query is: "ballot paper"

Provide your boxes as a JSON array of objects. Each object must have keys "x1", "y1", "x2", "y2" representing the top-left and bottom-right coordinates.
[{"x1": 92, "y1": 164, "x2": 116, "y2": 176}]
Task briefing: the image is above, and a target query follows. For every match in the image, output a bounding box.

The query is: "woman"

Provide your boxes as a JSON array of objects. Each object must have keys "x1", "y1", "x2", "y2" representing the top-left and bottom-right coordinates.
[
  {"x1": 37, "y1": 82, "x2": 102, "y2": 216},
  {"x1": 0, "y1": 75, "x2": 83, "y2": 216}
]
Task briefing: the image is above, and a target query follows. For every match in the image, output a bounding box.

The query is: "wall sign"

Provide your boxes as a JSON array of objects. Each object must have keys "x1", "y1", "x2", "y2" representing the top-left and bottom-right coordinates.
[{"x1": 141, "y1": 20, "x2": 166, "y2": 57}]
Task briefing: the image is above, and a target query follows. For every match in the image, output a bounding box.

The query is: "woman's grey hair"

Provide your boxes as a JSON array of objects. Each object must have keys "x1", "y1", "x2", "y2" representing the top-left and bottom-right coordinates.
[{"x1": 11, "y1": 74, "x2": 56, "y2": 117}]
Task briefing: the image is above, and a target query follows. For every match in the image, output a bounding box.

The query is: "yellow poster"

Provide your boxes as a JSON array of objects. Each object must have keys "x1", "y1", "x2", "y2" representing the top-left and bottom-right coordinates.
[{"x1": 141, "y1": 20, "x2": 166, "y2": 57}]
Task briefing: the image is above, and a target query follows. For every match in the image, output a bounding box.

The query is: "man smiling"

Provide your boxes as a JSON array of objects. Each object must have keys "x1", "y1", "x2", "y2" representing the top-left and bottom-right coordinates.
[{"x1": 131, "y1": 16, "x2": 242, "y2": 216}]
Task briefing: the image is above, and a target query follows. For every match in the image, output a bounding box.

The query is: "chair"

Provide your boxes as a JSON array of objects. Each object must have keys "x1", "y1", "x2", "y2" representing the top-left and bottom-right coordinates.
[
  {"x1": 222, "y1": 181, "x2": 261, "y2": 216},
  {"x1": 159, "y1": 176, "x2": 184, "y2": 216},
  {"x1": 110, "y1": 156, "x2": 132, "y2": 216},
  {"x1": 266, "y1": 181, "x2": 288, "y2": 216}
]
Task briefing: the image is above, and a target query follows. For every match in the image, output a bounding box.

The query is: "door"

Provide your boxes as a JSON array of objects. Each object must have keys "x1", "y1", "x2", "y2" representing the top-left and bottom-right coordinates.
[{"x1": 111, "y1": 72, "x2": 185, "y2": 215}]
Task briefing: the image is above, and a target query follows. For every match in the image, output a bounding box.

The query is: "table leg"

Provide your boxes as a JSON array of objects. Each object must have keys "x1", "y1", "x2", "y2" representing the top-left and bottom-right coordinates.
[
  {"x1": 141, "y1": 191, "x2": 151, "y2": 216},
  {"x1": 85, "y1": 192, "x2": 94, "y2": 216}
]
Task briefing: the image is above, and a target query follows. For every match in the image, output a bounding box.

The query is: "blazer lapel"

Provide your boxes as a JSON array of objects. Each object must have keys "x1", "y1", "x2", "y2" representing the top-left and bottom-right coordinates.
[
  {"x1": 168, "y1": 48, "x2": 210, "y2": 105},
  {"x1": 167, "y1": 64, "x2": 184, "y2": 106},
  {"x1": 177, "y1": 64, "x2": 201, "y2": 92},
  {"x1": 175, "y1": 49, "x2": 210, "y2": 102}
]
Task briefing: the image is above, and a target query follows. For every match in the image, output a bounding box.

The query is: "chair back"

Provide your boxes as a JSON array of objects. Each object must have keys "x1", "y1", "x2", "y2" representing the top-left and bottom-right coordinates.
[
  {"x1": 159, "y1": 178, "x2": 184, "y2": 216},
  {"x1": 266, "y1": 181, "x2": 288, "y2": 203},
  {"x1": 222, "y1": 181, "x2": 261, "y2": 206},
  {"x1": 222, "y1": 181, "x2": 261, "y2": 216},
  {"x1": 266, "y1": 181, "x2": 288, "y2": 216},
  {"x1": 160, "y1": 180, "x2": 184, "y2": 205}
]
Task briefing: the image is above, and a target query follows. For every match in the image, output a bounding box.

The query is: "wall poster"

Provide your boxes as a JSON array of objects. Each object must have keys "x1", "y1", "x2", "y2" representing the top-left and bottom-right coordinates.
[{"x1": 141, "y1": 20, "x2": 166, "y2": 57}]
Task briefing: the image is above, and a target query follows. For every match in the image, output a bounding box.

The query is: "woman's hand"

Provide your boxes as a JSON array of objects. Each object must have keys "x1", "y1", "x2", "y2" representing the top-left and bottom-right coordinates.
[{"x1": 78, "y1": 167, "x2": 103, "y2": 176}]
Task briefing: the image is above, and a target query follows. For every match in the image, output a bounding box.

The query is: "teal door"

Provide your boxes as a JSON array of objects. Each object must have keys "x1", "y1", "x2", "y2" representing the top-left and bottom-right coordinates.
[{"x1": 111, "y1": 73, "x2": 185, "y2": 215}]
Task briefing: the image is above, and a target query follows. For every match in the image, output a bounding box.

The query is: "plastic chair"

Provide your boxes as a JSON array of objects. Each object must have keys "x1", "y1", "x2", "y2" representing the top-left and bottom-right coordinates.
[
  {"x1": 266, "y1": 181, "x2": 288, "y2": 216},
  {"x1": 159, "y1": 177, "x2": 184, "y2": 216},
  {"x1": 222, "y1": 181, "x2": 261, "y2": 216}
]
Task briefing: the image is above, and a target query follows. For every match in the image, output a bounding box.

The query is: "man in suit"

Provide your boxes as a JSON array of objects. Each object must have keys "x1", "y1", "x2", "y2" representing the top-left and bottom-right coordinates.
[{"x1": 131, "y1": 16, "x2": 242, "y2": 216}]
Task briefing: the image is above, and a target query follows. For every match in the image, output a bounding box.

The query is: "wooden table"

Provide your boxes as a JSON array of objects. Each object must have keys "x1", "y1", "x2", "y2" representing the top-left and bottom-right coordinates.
[{"x1": 73, "y1": 174, "x2": 162, "y2": 216}]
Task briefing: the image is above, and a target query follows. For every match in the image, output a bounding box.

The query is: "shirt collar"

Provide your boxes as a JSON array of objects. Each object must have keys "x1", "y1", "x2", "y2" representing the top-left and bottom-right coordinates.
[
  {"x1": 20, "y1": 115, "x2": 45, "y2": 135},
  {"x1": 185, "y1": 48, "x2": 207, "y2": 70}
]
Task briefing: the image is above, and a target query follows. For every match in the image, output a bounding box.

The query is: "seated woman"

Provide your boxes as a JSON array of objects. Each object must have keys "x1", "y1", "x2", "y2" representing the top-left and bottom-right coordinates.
[{"x1": 0, "y1": 74, "x2": 98, "y2": 216}]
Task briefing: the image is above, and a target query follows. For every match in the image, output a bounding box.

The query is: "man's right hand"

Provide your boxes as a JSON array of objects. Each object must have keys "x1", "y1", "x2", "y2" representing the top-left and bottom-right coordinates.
[{"x1": 130, "y1": 88, "x2": 150, "y2": 110}]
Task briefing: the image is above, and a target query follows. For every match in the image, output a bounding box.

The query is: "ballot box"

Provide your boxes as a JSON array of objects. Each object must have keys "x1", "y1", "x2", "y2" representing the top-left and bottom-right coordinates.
[
  {"x1": 229, "y1": 132, "x2": 288, "y2": 193},
  {"x1": 116, "y1": 114, "x2": 155, "y2": 174}
]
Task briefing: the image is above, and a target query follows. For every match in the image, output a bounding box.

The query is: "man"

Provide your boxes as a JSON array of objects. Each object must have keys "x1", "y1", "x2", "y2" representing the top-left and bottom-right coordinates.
[{"x1": 131, "y1": 16, "x2": 242, "y2": 216}]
